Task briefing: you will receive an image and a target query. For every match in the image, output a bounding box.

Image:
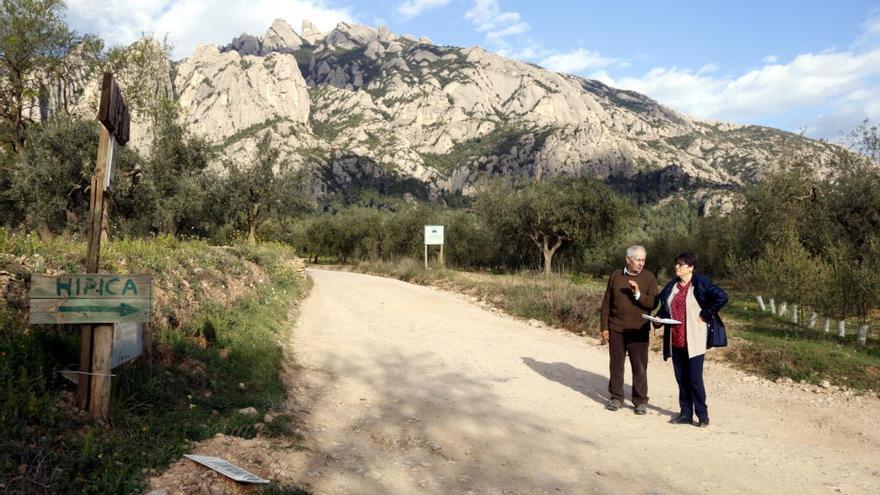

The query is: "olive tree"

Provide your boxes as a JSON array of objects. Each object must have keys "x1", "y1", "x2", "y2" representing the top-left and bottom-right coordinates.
[
  {"x1": 0, "y1": 0, "x2": 91, "y2": 156},
  {"x1": 477, "y1": 177, "x2": 633, "y2": 274},
  {"x1": 224, "y1": 133, "x2": 308, "y2": 243}
]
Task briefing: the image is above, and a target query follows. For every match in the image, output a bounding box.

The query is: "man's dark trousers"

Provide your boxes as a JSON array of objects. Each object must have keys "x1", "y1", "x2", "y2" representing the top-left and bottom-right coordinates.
[{"x1": 607, "y1": 326, "x2": 649, "y2": 406}]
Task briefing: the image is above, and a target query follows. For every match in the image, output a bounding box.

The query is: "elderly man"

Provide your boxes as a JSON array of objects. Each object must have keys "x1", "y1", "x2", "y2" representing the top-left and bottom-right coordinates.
[{"x1": 600, "y1": 245, "x2": 658, "y2": 415}]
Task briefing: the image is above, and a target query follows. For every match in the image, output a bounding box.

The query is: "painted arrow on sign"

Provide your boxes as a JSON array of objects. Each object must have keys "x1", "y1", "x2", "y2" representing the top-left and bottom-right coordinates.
[{"x1": 58, "y1": 303, "x2": 141, "y2": 317}]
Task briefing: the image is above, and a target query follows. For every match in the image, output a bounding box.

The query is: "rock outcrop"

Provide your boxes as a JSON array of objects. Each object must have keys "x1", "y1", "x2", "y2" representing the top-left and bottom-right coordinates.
[
  {"x1": 175, "y1": 43, "x2": 310, "y2": 146},
  {"x1": 36, "y1": 19, "x2": 844, "y2": 205},
  {"x1": 205, "y1": 19, "x2": 840, "y2": 202}
]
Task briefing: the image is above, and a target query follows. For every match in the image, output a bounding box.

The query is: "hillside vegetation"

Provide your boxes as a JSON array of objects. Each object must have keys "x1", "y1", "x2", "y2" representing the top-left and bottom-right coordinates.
[{"x1": 0, "y1": 230, "x2": 309, "y2": 493}]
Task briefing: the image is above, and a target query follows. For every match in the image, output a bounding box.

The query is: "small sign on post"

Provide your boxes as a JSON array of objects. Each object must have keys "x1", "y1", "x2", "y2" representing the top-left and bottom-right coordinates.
[
  {"x1": 30, "y1": 281, "x2": 147, "y2": 371},
  {"x1": 424, "y1": 225, "x2": 445, "y2": 269},
  {"x1": 112, "y1": 322, "x2": 144, "y2": 368},
  {"x1": 29, "y1": 274, "x2": 151, "y2": 324}
]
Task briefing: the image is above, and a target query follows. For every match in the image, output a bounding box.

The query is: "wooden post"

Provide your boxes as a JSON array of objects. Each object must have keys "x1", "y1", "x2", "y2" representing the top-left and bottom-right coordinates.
[
  {"x1": 77, "y1": 72, "x2": 128, "y2": 419},
  {"x1": 142, "y1": 322, "x2": 153, "y2": 362},
  {"x1": 89, "y1": 324, "x2": 114, "y2": 418},
  {"x1": 80, "y1": 125, "x2": 116, "y2": 418},
  {"x1": 76, "y1": 324, "x2": 93, "y2": 408},
  {"x1": 85, "y1": 129, "x2": 114, "y2": 271},
  {"x1": 769, "y1": 298, "x2": 776, "y2": 315},
  {"x1": 755, "y1": 295, "x2": 766, "y2": 311},
  {"x1": 424, "y1": 244, "x2": 428, "y2": 270},
  {"x1": 439, "y1": 244, "x2": 444, "y2": 268}
]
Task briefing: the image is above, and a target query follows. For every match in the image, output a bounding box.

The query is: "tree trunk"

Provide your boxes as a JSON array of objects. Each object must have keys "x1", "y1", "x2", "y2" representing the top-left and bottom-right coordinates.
[
  {"x1": 38, "y1": 223, "x2": 53, "y2": 240},
  {"x1": 247, "y1": 202, "x2": 260, "y2": 244},
  {"x1": 541, "y1": 236, "x2": 563, "y2": 275}
]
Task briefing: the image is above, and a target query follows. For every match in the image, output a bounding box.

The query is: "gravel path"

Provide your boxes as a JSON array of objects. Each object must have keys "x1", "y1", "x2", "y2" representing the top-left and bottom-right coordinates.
[{"x1": 148, "y1": 268, "x2": 880, "y2": 495}]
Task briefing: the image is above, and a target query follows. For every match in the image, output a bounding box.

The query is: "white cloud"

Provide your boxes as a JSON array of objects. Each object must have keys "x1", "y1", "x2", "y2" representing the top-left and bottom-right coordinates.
[
  {"x1": 539, "y1": 48, "x2": 617, "y2": 73},
  {"x1": 464, "y1": 0, "x2": 499, "y2": 26},
  {"x1": 486, "y1": 22, "x2": 530, "y2": 41},
  {"x1": 65, "y1": 0, "x2": 354, "y2": 59},
  {"x1": 397, "y1": 0, "x2": 451, "y2": 20},
  {"x1": 495, "y1": 39, "x2": 552, "y2": 60},
  {"x1": 805, "y1": 107, "x2": 874, "y2": 143},
  {"x1": 600, "y1": 48, "x2": 880, "y2": 138},
  {"x1": 867, "y1": 16, "x2": 880, "y2": 36},
  {"x1": 465, "y1": 0, "x2": 529, "y2": 43},
  {"x1": 761, "y1": 55, "x2": 778, "y2": 64},
  {"x1": 697, "y1": 63, "x2": 720, "y2": 75}
]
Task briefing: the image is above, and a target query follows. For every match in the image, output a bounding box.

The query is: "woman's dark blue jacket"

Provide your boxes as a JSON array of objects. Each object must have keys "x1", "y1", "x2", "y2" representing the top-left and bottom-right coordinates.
[{"x1": 655, "y1": 274, "x2": 728, "y2": 361}]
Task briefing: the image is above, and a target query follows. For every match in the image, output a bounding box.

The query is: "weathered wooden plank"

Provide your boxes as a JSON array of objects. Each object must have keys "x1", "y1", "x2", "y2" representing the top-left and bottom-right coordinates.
[
  {"x1": 29, "y1": 298, "x2": 150, "y2": 324},
  {"x1": 77, "y1": 324, "x2": 93, "y2": 409},
  {"x1": 90, "y1": 324, "x2": 113, "y2": 418},
  {"x1": 30, "y1": 274, "x2": 151, "y2": 299},
  {"x1": 98, "y1": 72, "x2": 130, "y2": 145}
]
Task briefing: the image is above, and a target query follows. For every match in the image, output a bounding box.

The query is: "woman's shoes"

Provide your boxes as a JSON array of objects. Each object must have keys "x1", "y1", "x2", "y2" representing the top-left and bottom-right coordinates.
[{"x1": 669, "y1": 413, "x2": 693, "y2": 424}]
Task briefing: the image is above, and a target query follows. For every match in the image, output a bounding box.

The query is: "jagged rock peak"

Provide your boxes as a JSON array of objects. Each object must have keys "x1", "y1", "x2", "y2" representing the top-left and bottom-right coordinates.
[
  {"x1": 226, "y1": 33, "x2": 261, "y2": 56},
  {"x1": 263, "y1": 18, "x2": 303, "y2": 53},
  {"x1": 377, "y1": 25, "x2": 395, "y2": 43},
  {"x1": 322, "y1": 22, "x2": 378, "y2": 51},
  {"x1": 332, "y1": 22, "x2": 378, "y2": 43},
  {"x1": 301, "y1": 20, "x2": 325, "y2": 44}
]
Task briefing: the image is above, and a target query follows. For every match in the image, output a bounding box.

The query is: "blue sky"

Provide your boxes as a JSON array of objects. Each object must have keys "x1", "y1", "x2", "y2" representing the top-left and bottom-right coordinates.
[{"x1": 64, "y1": 0, "x2": 880, "y2": 141}]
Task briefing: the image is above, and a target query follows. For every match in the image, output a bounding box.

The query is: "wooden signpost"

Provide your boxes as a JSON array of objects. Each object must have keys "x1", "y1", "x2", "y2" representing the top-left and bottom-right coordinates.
[
  {"x1": 76, "y1": 72, "x2": 133, "y2": 419},
  {"x1": 25, "y1": 72, "x2": 135, "y2": 419}
]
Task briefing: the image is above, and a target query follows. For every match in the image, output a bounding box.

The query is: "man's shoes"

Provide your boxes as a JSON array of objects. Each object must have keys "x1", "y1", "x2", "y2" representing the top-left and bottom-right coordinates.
[
  {"x1": 697, "y1": 417, "x2": 710, "y2": 428},
  {"x1": 669, "y1": 413, "x2": 693, "y2": 424},
  {"x1": 605, "y1": 399, "x2": 622, "y2": 411},
  {"x1": 634, "y1": 404, "x2": 647, "y2": 415}
]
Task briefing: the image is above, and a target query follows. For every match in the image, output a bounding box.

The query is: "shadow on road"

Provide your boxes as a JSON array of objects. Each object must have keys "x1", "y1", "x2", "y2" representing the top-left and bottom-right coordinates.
[
  {"x1": 521, "y1": 357, "x2": 675, "y2": 416},
  {"x1": 292, "y1": 347, "x2": 609, "y2": 494}
]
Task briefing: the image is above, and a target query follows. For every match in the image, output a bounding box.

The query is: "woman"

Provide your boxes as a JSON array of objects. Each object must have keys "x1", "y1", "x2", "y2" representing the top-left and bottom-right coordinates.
[{"x1": 655, "y1": 251, "x2": 727, "y2": 427}]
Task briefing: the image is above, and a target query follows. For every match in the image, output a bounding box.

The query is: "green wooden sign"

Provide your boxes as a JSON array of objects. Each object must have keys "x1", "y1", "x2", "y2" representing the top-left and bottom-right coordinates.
[{"x1": 29, "y1": 274, "x2": 151, "y2": 324}]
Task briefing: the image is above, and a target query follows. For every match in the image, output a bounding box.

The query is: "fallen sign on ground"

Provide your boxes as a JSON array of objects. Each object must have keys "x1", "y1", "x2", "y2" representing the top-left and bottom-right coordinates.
[{"x1": 183, "y1": 454, "x2": 270, "y2": 484}]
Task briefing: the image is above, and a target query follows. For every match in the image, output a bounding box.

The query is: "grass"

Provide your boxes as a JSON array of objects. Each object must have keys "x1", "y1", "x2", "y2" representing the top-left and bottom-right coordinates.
[
  {"x1": 722, "y1": 292, "x2": 880, "y2": 391},
  {"x1": 0, "y1": 230, "x2": 312, "y2": 493},
  {"x1": 329, "y1": 259, "x2": 880, "y2": 394}
]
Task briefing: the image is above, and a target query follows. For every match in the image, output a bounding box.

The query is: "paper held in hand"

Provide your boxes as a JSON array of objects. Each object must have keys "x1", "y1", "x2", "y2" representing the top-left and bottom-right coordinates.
[{"x1": 641, "y1": 314, "x2": 682, "y2": 325}]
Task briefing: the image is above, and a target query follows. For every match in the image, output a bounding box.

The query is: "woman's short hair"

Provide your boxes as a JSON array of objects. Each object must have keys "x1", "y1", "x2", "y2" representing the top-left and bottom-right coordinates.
[{"x1": 674, "y1": 251, "x2": 698, "y2": 268}]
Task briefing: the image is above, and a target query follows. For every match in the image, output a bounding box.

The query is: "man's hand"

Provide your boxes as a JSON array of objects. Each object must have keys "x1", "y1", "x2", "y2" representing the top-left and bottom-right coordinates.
[
  {"x1": 628, "y1": 280, "x2": 640, "y2": 293},
  {"x1": 601, "y1": 330, "x2": 609, "y2": 343}
]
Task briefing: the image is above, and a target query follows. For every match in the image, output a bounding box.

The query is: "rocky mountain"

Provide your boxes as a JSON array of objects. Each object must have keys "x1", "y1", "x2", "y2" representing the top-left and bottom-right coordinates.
[{"x1": 47, "y1": 19, "x2": 845, "y2": 206}]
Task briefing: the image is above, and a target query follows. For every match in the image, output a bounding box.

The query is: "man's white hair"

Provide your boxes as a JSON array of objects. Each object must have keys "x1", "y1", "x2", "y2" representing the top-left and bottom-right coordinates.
[{"x1": 626, "y1": 245, "x2": 646, "y2": 258}]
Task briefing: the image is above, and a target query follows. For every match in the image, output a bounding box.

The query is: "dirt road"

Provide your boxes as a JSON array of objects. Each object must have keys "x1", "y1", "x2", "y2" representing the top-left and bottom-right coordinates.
[{"x1": 150, "y1": 268, "x2": 880, "y2": 494}]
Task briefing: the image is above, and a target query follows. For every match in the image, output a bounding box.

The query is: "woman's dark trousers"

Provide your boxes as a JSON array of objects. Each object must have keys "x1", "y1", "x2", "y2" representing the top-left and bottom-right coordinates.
[{"x1": 671, "y1": 346, "x2": 707, "y2": 421}]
